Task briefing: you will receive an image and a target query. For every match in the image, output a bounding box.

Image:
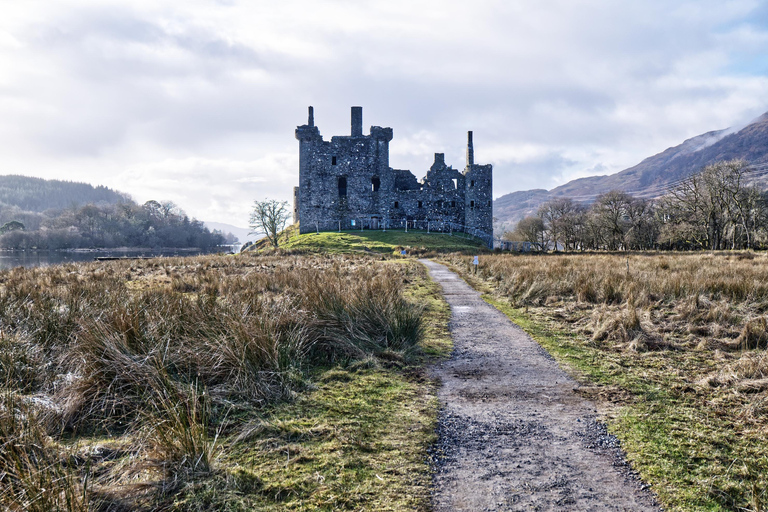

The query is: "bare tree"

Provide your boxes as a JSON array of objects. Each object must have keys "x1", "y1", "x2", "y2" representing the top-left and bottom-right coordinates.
[
  {"x1": 624, "y1": 198, "x2": 657, "y2": 250},
  {"x1": 160, "y1": 201, "x2": 182, "y2": 218},
  {"x1": 658, "y1": 160, "x2": 762, "y2": 250},
  {"x1": 249, "y1": 199, "x2": 291, "y2": 248},
  {"x1": 591, "y1": 191, "x2": 634, "y2": 250},
  {"x1": 657, "y1": 174, "x2": 709, "y2": 249},
  {"x1": 538, "y1": 198, "x2": 586, "y2": 251},
  {"x1": 512, "y1": 216, "x2": 548, "y2": 251}
]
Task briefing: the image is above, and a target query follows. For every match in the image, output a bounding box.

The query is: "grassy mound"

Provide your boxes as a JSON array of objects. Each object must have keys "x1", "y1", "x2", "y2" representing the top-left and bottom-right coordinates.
[{"x1": 252, "y1": 228, "x2": 488, "y2": 254}]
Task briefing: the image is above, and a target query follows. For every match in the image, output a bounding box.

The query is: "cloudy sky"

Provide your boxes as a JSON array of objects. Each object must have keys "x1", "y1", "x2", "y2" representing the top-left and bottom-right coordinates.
[{"x1": 1, "y1": 0, "x2": 767, "y2": 228}]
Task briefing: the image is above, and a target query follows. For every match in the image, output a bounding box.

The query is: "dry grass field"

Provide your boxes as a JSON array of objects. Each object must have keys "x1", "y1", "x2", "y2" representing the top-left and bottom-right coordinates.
[
  {"x1": 0, "y1": 252, "x2": 451, "y2": 511},
  {"x1": 441, "y1": 251, "x2": 768, "y2": 511}
]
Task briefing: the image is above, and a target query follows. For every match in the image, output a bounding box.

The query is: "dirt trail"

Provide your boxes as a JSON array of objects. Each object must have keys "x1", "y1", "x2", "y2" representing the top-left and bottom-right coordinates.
[{"x1": 421, "y1": 260, "x2": 660, "y2": 511}]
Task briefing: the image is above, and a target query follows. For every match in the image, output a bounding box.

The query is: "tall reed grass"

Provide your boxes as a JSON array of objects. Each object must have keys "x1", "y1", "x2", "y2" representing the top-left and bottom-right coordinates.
[
  {"x1": 0, "y1": 253, "x2": 424, "y2": 510},
  {"x1": 445, "y1": 251, "x2": 768, "y2": 350}
]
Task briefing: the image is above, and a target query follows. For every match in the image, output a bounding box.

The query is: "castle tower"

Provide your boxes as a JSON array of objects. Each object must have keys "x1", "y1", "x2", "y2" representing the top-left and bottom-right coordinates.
[
  {"x1": 351, "y1": 106, "x2": 363, "y2": 137},
  {"x1": 295, "y1": 106, "x2": 393, "y2": 234},
  {"x1": 464, "y1": 131, "x2": 493, "y2": 240},
  {"x1": 466, "y1": 130, "x2": 474, "y2": 166}
]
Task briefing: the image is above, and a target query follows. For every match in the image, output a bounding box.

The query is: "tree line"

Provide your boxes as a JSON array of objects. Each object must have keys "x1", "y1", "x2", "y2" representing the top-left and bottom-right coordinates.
[
  {"x1": 0, "y1": 175, "x2": 131, "y2": 213},
  {"x1": 506, "y1": 160, "x2": 768, "y2": 251},
  {"x1": 0, "y1": 200, "x2": 232, "y2": 250}
]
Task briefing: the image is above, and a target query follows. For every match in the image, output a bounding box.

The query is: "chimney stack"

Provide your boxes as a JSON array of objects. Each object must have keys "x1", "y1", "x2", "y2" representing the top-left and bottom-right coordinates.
[
  {"x1": 308, "y1": 106, "x2": 314, "y2": 127},
  {"x1": 466, "y1": 131, "x2": 474, "y2": 166},
  {"x1": 351, "y1": 106, "x2": 363, "y2": 137}
]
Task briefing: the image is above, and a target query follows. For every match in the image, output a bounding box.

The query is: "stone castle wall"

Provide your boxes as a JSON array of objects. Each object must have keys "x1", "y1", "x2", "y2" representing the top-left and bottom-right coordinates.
[{"x1": 294, "y1": 106, "x2": 492, "y2": 240}]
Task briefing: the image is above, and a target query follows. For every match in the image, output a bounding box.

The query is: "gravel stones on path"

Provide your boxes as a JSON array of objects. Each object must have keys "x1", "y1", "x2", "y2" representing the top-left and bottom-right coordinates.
[{"x1": 421, "y1": 260, "x2": 660, "y2": 511}]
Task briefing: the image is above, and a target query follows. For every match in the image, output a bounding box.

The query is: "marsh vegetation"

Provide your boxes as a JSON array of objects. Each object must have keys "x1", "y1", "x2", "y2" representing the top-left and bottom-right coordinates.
[
  {"x1": 0, "y1": 252, "x2": 447, "y2": 511},
  {"x1": 443, "y1": 251, "x2": 768, "y2": 510}
]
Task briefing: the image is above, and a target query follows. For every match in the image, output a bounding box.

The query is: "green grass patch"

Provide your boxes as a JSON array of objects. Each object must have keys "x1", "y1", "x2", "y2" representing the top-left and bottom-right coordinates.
[
  {"x1": 407, "y1": 264, "x2": 453, "y2": 359},
  {"x1": 197, "y1": 366, "x2": 436, "y2": 511},
  {"x1": 276, "y1": 229, "x2": 487, "y2": 255}
]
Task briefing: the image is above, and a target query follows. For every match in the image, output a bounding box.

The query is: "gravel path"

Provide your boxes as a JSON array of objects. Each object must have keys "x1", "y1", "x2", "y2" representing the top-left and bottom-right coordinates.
[{"x1": 421, "y1": 260, "x2": 660, "y2": 511}]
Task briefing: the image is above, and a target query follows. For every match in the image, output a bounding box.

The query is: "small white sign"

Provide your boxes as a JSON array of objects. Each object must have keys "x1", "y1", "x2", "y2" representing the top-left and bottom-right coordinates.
[
  {"x1": 473, "y1": 255, "x2": 479, "y2": 265},
  {"x1": 351, "y1": 220, "x2": 356, "y2": 226}
]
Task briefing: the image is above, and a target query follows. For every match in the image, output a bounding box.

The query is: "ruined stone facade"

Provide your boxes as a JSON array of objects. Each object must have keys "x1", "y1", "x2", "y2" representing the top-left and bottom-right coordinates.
[{"x1": 294, "y1": 106, "x2": 492, "y2": 242}]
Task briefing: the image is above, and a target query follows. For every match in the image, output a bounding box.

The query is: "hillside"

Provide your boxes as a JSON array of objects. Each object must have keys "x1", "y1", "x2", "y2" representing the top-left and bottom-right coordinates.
[
  {"x1": 0, "y1": 175, "x2": 130, "y2": 212},
  {"x1": 494, "y1": 111, "x2": 768, "y2": 227},
  {"x1": 493, "y1": 189, "x2": 550, "y2": 234},
  {"x1": 0, "y1": 175, "x2": 226, "y2": 250}
]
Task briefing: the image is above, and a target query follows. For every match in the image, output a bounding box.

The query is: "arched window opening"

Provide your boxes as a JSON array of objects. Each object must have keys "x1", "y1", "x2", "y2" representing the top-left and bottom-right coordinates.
[{"x1": 371, "y1": 176, "x2": 380, "y2": 192}]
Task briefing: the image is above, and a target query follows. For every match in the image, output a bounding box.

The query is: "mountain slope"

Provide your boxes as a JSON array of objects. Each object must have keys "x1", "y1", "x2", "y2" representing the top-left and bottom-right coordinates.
[{"x1": 495, "y1": 111, "x2": 768, "y2": 226}]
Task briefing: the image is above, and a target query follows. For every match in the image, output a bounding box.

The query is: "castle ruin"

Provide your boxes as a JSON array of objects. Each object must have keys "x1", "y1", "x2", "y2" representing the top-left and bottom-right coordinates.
[{"x1": 294, "y1": 106, "x2": 492, "y2": 244}]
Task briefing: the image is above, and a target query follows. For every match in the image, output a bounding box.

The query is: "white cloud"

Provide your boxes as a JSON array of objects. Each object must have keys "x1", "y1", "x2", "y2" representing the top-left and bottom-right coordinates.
[{"x1": 0, "y1": 0, "x2": 766, "y2": 225}]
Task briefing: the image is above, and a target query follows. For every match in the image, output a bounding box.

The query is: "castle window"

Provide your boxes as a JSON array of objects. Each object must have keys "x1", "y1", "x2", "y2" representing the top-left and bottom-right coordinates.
[
  {"x1": 418, "y1": 201, "x2": 423, "y2": 208},
  {"x1": 371, "y1": 176, "x2": 380, "y2": 192},
  {"x1": 470, "y1": 180, "x2": 475, "y2": 188},
  {"x1": 470, "y1": 200, "x2": 475, "y2": 208},
  {"x1": 437, "y1": 200, "x2": 443, "y2": 208},
  {"x1": 452, "y1": 179, "x2": 457, "y2": 189},
  {"x1": 488, "y1": 201, "x2": 491, "y2": 207},
  {"x1": 338, "y1": 176, "x2": 347, "y2": 197},
  {"x1": 332, "y1": 156, "x2": 337, "y2": 165},
  {"x1": 451, "y1": 200, "x2": 456, "y2": 207},
  {"x1": 394, "y1": 201, "x2": 399, "y2": 208}
]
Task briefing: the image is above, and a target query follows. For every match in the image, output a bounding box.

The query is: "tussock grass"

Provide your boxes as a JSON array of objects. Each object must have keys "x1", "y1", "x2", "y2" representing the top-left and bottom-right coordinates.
[
  {"x1": 0, "y1": 252, "x2": 438, "y2": 510},
  {"x1": 445, "y1": 251, "x2": 768, "y2": 352},
  {"x1": 0, "y1": 392, "x2": 95, "y2": 511},
  {"x1": 442, "y1": 251, "x2": 768, "y2": 511}
]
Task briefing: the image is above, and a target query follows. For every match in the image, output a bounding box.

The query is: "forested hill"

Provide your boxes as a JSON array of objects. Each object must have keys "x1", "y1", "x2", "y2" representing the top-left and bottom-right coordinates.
[
  {"x1": 0, "y1": 175, "x2": 231, "y2": 250},
  {"x1": 0, "y1": 175, "x2": 130, "y2": 212}
]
